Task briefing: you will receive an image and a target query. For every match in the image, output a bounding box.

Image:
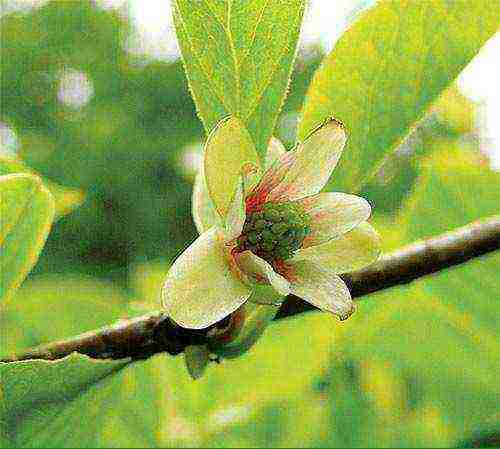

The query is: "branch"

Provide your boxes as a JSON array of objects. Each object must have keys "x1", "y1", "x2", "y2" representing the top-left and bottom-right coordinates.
[{"x1": 2, "y1": 216, "x2": 499, "y2": 363}]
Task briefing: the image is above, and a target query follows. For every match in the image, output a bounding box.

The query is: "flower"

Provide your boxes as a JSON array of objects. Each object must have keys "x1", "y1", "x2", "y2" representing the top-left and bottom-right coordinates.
[{"x1": 162, "y1": 117, "x2": 381, "y2": 329}]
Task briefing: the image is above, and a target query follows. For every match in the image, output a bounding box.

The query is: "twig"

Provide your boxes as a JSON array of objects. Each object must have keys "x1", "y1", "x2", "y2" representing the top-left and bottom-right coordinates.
[{"x1": 2, "y1": 216, "x2": 499, "y2": 363}]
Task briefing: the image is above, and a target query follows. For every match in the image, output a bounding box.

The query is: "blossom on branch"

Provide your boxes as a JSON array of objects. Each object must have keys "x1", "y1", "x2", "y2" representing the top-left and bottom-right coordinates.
[{"x1": 162, "y1": 117, "x2": 381, "y2": 329}]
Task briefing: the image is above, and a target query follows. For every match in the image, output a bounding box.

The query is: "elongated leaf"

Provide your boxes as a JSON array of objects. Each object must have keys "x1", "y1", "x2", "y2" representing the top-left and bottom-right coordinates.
[
  {"x1": 299, "y1": 0, "x2": 500, "y2": 192},
  {"x1": 0, "y1": 174, "x2": 55, "y2": 304},
  {"x1": 173, "y1": 0, "x2": 305, "y2": 159},
  {"x1": 0, "y1": 156, "x2": 85, "y2": 219}
]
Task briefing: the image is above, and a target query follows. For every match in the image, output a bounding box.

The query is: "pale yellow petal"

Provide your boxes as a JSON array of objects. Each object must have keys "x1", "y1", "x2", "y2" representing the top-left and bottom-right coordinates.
[
  {"x1": 192, "y1": 165, "x2": 220, "y2": 235},
  {"x1": 162, "y1": 228, "x2": 252, "y2": 329},
  {"x1": 224, "y1": 177, "x2": 246, "y2": 241},
  {"x1": 204, "y1": 117, "x2": 260, "y2": 219},
  {"x1": 299, "y1": 192, "x2": 371, "y2": 247},
  {"x1": 235, "y1": 250, "x2": 290, "y2": 296},
  {"x1": 293, "y1": 222, "x2": 381, "y2": 273},
  {"x1": 288, "y1": 259, "x2": 355, "y2": 320},
  {"x1": 264, "y1": 137, "x2": 287, "y2": 170},
  {"x1": 263, "y1": 118, "x2": 347, "y2": 202}
]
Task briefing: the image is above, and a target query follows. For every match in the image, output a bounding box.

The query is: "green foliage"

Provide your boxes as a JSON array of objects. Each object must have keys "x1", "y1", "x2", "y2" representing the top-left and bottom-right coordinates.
[
  {"x1": 0, "y1": 174, "x2": 54, "y2": 304},
  {"x1": 360, "y1": 85, "x2": 477, "y2": 214},
  {"x1": 0, "y1": 1, "x2": 201, "y2": 277},
  {"x1": 173, "y1": 0, "x2": 305, "y2": 159},
  {"x1": 401, "y1": 149, "x2": 500, "y2": 333},
  {"x1": 0, "y1": 354, "x2": 128, "y2": 447},
  {"x1": 0, "y1": 156, "x2": 84, "y2": 219},
  {"x1": 0, "y1": 276, "x2": 132, "y2": 447},
  {"x1": 0, "y1": 0, "x2": 499, "y2": 447},
  {"x1": 299, "y1": 0, "x2": 500, "y2": 193}
]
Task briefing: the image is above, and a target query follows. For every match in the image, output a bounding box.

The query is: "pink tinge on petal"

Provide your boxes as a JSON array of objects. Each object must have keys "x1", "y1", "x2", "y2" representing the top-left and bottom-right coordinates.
[
  {"x1": 245, "y1": 151, "x2": 296, "y2": 212},
  {"x1": 262, "y1": 118, "x2": 347, "y2": 203},
  {"x1": 297, "y1": 193, "x2": 372, "y2": 248}
]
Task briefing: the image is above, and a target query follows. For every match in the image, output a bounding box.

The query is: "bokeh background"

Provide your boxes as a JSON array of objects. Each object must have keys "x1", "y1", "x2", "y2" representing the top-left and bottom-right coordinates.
[{"x1": 1, "y1": 1, "x2": 499, "y2": 447}]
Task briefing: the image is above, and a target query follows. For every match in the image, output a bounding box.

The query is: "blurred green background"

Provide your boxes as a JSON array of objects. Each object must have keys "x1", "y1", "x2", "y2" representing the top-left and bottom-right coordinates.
[{"x1": 1, "y1": 1, "x2": 499, "y2": 447}]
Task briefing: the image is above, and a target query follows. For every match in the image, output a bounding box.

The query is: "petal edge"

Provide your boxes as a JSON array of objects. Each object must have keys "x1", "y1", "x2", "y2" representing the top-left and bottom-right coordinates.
[
  {"x1": 162, "y1": 228, "x2": 252, "y2": 329},
  {"x1": 288, "y1": 259, "x2": 355, "y2": 320}
]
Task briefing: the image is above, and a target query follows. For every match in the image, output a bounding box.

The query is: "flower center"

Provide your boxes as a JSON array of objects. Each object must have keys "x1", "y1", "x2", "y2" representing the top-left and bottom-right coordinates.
[{"x1": 236, "y1": 201, "x2": 311, "y2": 264}]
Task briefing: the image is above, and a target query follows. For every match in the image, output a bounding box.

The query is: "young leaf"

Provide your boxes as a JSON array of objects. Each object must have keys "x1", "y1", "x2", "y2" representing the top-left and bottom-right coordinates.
[
  {"x1": 0, "y1": 174, "x2": 55, "y2": 304},
  {"x1": 173, "y1": 0, "x2": 305, "y2": 159},
  {"x1": 0, "y1": 156, "x2": 85, "y2": 219},
  {"x1": 299, "y1": 0, "x2": 500, "y2": 193}
]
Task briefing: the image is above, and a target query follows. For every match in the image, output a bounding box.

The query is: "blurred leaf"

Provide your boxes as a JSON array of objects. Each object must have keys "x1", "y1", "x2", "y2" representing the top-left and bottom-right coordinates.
[
  {"x1": 0, "y1": 174, "x2": 54, "y2": 304},
  {"x1": 129, "y1": 259, "x2": 169, "y2": 311},
  {"x1": 0, "y1": 275, "x2": 132, "y2": 447},
  {"x1": 0, "y1": 354, "x2": 129, "y2": 447},
  {"x1": 0, "y1": 156, "x2": 85, "y2": 219},
  {"x1": 430, "y1": 86, "x2": 475, "y2": 135},
  {"x1": 299, "y1": 0, "x2": 499, "y2": 192},
  {"x1": 173, "y1": 0, "x2": 305, "y2": 158},
  {"x1": 401, "y1": 148, "x2": 500, "y2": 332}
]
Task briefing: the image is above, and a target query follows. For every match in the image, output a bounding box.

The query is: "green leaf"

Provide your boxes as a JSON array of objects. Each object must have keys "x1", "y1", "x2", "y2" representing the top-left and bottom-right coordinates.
[
  {"x1": 0, "y1": 275, "x2": 132, "y2": 447},
  {"x1": 299, "y1": 0, "x2": 500, "y2": 192},
  {"x1": 0, "y1": 354, "x2": 129, "y2": 447},
  {"x1": 0, "y1": 174, "x2": 55, "y2": 304},
  {"x1": 173, "y1": 0, "x2": 305, "y2": 159},
  {"x1": 0, "y1": 156, "x2": 85, "y2": 219}
]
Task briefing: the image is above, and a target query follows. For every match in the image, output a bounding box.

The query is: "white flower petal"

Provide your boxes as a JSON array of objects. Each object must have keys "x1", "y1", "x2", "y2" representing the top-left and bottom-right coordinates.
[
  {"x1": 264, "y1": 137, "x2": 287, "y2": 170},
  {"x1": 298, "y1": 192, "x2": 371, "y2": 247},
  {"x1": 288, "y1": 260, "x2": 355, "y2": 320},
  {"x1": 162, "y1": 228, "x2": 252, "y2": 329},
  {"x1": 192, "y1": 165, "x2": 220, "y2": 235},
  {"x1": 256, "y1": 118, "x2": 347, "y2": 202},
  {"x1": 292, "y1": 222, "x2": 381, "y2": 273},
  {"x1": 235, "y1": 251, "x2": 291, "y2": 296}
]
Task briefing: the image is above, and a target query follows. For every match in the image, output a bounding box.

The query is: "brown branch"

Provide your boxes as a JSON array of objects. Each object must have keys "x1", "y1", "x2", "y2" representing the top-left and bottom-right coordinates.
[{"x1": 2, "y1": 216, "x2": 499, "y2": 363}]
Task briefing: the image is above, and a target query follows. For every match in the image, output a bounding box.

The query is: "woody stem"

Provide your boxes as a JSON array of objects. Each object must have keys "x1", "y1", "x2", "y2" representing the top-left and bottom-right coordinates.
[{"x1": 1, "y1": 216, "x2": 499, "y2": 363}]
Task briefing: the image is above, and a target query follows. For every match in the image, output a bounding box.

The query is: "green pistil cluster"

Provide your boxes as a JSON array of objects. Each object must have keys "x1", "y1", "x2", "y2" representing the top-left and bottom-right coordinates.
[{"x1": 237, "y1": 201, "x2": 311, "y2": 263}]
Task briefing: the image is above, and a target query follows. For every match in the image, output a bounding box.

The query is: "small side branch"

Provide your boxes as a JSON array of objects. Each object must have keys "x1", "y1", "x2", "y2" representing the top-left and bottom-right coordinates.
[{"x1": 2, "y1": 216, "x2": 499, "y2": 363}]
